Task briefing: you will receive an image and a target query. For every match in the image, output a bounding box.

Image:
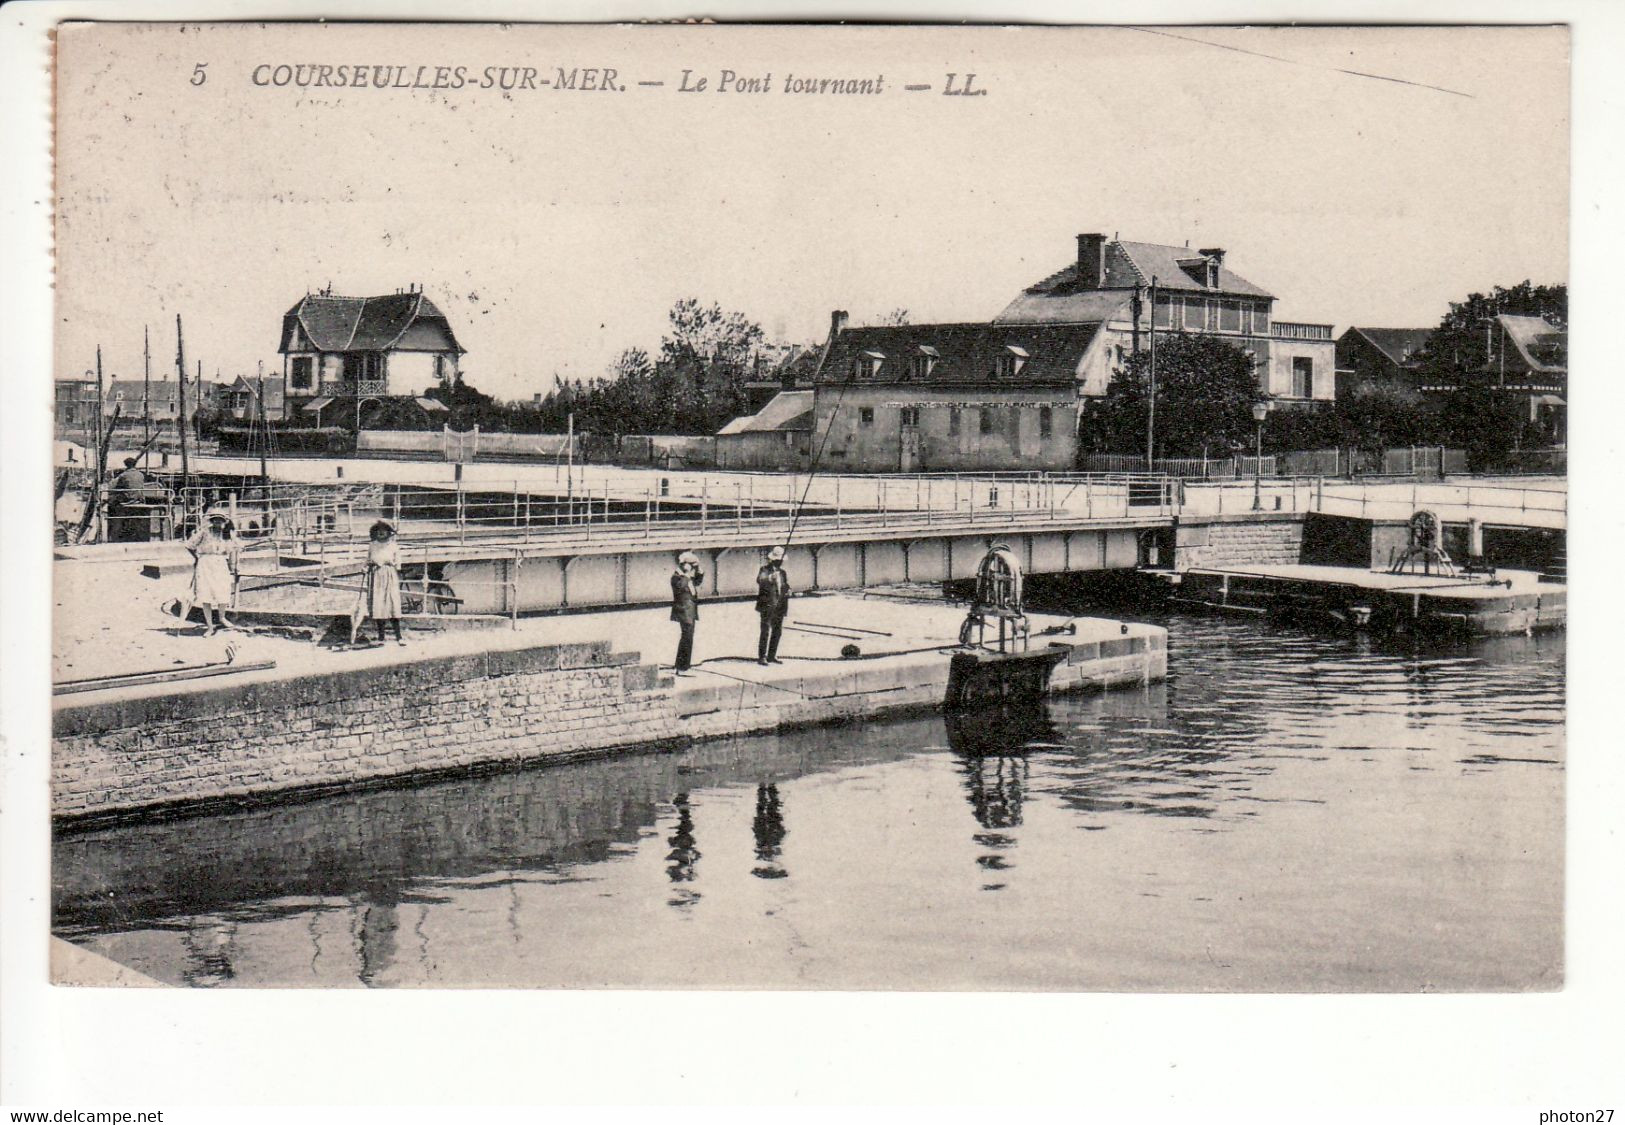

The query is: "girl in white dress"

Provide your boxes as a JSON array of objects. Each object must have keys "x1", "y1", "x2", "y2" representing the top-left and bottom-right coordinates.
[
  {"x1": 185, "y1": 515, "x2": 238, "y2": 635},
  {"x1": 351, "y1": 520, "x2": 405, "y2": 646}
]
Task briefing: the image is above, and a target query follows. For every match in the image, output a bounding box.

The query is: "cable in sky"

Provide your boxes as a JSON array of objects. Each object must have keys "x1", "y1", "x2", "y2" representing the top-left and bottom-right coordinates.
[{"x1": 1128, "y1": 26, "x2": 1475, "y2": 99}]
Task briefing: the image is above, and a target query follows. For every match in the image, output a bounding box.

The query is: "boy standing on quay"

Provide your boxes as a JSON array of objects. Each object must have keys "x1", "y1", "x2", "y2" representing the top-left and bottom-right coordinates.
[{"x1": 756, "y1": 545, "x2": 791, "y2": 665}]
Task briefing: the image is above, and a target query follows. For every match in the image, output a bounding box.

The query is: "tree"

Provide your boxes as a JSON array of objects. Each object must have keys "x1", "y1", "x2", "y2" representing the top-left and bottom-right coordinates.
[
  {"x1": 1438, "y1": 381, "x2": 1542, "y2": 473},
  {"x1": 1084, "y1": 332, "x2": 1264, "y2": 459},
  {"x1": 534, "y1": 299, "x2": 765, "y2": 436},
  {"x1": 1412, "y1": 280, "x2": 1566, "y2": 385},
  {"x1": 1333, "y1": 383, "x2": 1441, "y2": 458},
  {"x1": 1409, "y1": 280, "x2": 1566, "y2": 470},
  {"x1": 872, "y1": 308, "x2": 911, "y2": 326}
]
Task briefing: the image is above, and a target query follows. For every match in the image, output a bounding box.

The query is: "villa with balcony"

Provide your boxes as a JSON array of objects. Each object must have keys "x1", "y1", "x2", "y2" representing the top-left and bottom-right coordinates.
[
  {"x1": 993, "y1": 233, "x2": 1336, "y2": 406},
  {"x1": 278, "y1": 285, "x2": 465, "y2": 425}
]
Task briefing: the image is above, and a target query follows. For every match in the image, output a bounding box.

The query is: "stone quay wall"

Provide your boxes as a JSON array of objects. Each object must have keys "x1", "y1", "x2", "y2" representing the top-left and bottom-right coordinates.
[
  {"x1": 54, "y1": 625, "x2": 1168, "y2": 825},
  {"x1": 1173, "y1": 514, "x2": 1306, "y2": 571},
  {"x1": 677, "y1": 630, "x2": 1166, "y2": 742},
  {"x1": 53, "y1": 642, "x2": 679, "y2": 822}
]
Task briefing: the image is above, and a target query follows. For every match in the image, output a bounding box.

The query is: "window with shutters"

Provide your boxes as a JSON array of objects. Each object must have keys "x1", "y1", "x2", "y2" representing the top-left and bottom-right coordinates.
[{"x1": 1292, "y1": 356, "x2": 1314, "y2": 398}]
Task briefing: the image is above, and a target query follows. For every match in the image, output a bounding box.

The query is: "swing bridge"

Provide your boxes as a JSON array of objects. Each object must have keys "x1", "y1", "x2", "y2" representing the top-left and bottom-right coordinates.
[{"x1": 100, "y1": 460, "x2": 1565, "y2": 621}]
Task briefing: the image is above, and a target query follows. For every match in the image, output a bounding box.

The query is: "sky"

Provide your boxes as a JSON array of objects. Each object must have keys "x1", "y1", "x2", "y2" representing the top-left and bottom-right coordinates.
[{"x1": 54, "y1": 22, "x2": 1568, "y2": 402}]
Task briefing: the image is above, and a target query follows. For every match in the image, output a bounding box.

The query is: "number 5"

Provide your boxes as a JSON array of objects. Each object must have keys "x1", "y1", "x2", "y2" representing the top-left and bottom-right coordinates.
[{"x1": 191, "y1": 62, "x2": 208, "y2": 86}]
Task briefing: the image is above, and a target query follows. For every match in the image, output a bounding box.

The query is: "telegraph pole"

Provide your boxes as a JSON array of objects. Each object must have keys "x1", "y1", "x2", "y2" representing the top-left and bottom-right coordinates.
[{"x1": 1146, "y1": 276, "x2": 1158, "y2": 471}]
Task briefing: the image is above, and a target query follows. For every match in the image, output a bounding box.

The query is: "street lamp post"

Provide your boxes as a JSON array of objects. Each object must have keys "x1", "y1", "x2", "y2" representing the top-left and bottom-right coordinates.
[{"x1": 1251, "y1": 400, "x2": 1270, "y2": 511}]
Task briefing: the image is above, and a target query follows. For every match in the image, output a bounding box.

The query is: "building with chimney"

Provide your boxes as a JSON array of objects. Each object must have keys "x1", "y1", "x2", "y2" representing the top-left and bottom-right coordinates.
[
  {"x1": 278, "y1": 285, "x2": 465, "y2": 424},
  {"x1": 807, "y1": 232, "x2": 1336, "y2": 471},
  {"x1": 809, "y1": 314, "x2": 1097, "y2": 471},
  {"x1": 994, "y1": 233, "x2": 1336, "y2": 405}
]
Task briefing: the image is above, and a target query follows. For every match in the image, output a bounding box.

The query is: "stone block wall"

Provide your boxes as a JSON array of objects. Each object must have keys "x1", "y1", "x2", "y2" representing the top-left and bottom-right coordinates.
[
  {"x1": 1173, "y1": 515, "x2": 1305, "y2": 571},
  {"x1": 53, "y1": 641, "x2": 678, "y2": 822}
]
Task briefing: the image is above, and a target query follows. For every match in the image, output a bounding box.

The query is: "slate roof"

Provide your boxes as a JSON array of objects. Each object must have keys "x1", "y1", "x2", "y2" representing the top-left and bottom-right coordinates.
[
  {"x1": 280, "y1": 291, "x2": 464, "y2": 355},
  {"x1": 718, "y1": 390, "x2": 815, "y2": 434},
  {"x1": 1011, "y1": 239, "x2": 1274, "y2": 301},
  {"x1": 993, "y1": 290, "x2": 1133, "y2": 326},
  {"x1": 815, "y1": 322, "x2": 1102, "y2": 386},
  {"x1": 1496, "y1": 314, "x2": 1566, "y2": 373},
  {"x1": 1344, "y1": 328, "x2": 1435, "y2": 368}
]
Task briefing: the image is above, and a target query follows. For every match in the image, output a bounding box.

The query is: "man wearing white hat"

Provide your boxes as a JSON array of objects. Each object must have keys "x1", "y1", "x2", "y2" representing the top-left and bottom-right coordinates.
[{"x1": 755, "y1": 545, "x2": 792, "y2": 665}]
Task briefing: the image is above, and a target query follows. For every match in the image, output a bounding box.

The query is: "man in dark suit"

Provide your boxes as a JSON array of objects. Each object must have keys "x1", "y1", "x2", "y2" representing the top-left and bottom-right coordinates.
[
  {"x1": 670, "y1": 551, "x2": 704, "y2": 675},
  {"x1": 755, "y1": 545, "x2": 791, "y2": 665}
]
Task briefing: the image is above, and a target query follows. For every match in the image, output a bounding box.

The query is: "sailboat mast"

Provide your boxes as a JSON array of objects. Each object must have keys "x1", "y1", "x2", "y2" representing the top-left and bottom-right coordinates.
[
  {"x1": 176, "y1": 314, "x2": 191, "y2": 493},
  {"x1": 257, "y1": 362, "x2": 269, "y2": 487},
  {"x1": 142, "y1": 326, "x2": 151, "y2": 465},
  {"x1": 94, "y1": 345, "x2": 105, "y2": 538}
]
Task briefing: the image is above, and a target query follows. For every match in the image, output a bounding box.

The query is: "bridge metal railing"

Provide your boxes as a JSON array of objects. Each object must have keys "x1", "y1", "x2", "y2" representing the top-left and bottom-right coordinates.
[
  {"x1": 1177, "y1": 476, "x2": 1567, "y2": 530},
  {"x1": 169, "y1": 471, "x2": 1181, "y2": 562}
]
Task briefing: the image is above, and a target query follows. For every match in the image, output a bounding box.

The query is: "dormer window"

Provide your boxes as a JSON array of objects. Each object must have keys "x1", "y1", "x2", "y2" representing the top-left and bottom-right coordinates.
[
  {"x1": 909, "y1": 345, "x2": 939, "y2": 381},
  {"x1": 1206, "y1": 259, "x2": 1220, "y2": 288},
  {"x1": 851, "y1": 350, "x2": 885, "y2": 379},
  {"x1": 997, "y1": 344, "x2": 1029, "y2": 380}
]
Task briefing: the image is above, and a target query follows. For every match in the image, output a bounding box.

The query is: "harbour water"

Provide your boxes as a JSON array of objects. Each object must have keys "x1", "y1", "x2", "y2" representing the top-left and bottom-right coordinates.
[{"x1": 53, "y1": 610, "x2": 1564, "y2": 991}]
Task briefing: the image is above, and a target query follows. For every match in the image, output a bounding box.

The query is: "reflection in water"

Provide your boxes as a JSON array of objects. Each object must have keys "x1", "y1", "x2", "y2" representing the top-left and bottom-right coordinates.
[
  {"x1": 356, "y1": 900, "x2": 399, "y2": 988},
  {"x1": 54, "y1": 613, "x2": 1565, "y2": 991},
  {"x1": 665, "y1": 792, "x2": 701, "y2": 908},
  {"x1": 946, "y1": 706, "x2": 1046, "y2": 890},
  {"x1": 751, "y1": 784, "x2": 788, "y2": 880},
  {"x1": 179, "y1": 917, "x2": 238, "y2": 988}
]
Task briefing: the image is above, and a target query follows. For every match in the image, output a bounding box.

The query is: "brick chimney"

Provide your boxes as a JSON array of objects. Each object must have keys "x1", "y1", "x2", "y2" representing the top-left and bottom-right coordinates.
[
  {"x1": 1076, "y1": 233, "x2": 1107, "y2": 289},
  {"x1": 816, "y1": 310, "x2": 850, "y2": 379}
]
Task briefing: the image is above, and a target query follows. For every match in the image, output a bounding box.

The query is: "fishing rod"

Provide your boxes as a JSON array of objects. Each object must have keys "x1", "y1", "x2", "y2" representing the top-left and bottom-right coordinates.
[{"x1": 782, "y1": 353, "x2": 862, "y2": 549}]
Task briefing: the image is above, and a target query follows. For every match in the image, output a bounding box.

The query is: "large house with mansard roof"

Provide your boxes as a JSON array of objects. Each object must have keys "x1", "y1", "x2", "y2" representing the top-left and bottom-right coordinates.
[
  {"x1": 278, "y1": 285, "x2": 465, "y2": 423},
  {"x1": 806, "y1": 232, "x2": 1337, "y2": 472},
  {"x1": 993, "y1": 233, "x2": 1336, "y2": 405}
]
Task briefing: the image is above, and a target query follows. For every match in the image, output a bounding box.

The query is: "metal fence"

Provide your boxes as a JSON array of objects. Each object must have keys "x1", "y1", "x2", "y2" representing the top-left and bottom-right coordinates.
[{"x1": 1083, "y1": 447, "x2": 1469, "y2": 480}]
